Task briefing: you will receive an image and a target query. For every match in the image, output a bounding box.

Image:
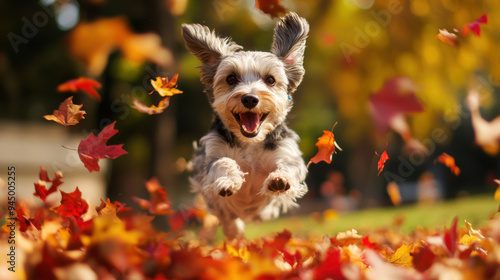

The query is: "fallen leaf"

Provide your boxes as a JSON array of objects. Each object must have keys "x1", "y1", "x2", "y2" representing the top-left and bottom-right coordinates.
[
  {"x1": 461, "y1": 14, "x2": 488, "y2": 36},
  {"x1": 77, "y1": 121, "x2": 127, "y2": 172},
  {"x1": 44, "y1": 97, "x2": 86, "y2": 126},
  {"x1": 131, "y1": 97, "x2": 170, "y2": 115},
  {"x1": 150, "y1": 74, "x2": 183, "y2": 97},
  {"x1": 387, "y1": 182, "x2": 402, "y2": 206},
  {"x1": 369, "y1": 77, "x2": 424, "y2": 141},
  {"x1": 436, "y1": 29, "x2": 459, "y2": 47},
  {"x1": 435, "y1": 153, "x2": 460, "y2": 176},
  {"x1": 376, "y1": 142, "x2": 390, "y2": 176},
  {"x1": 387, "y1": 243, "x2": 413, "y2": 267},
  {"x1": 307, "y1": 123, "x2": 342, "y2": 168},
  {"x1": 54, "y1": 187, "x2": 89, "y2": 218},
  {"x1": 444, "y1": 217, "x2": 458, "y2": 257},
  {"x1": 412, "y1": 244, "x2": 436, "y2": 272},
  {"x1": 34, "y1": 166, "x2": 63, "y2": 202},
  {"x1": 133, "y1": 178, "x2": 172, "y2": 215},
  {"x1": 255, "y1": 0, "x2": 287, "y2": 18},
  {"x1": 57, "y1": 77, "x2": 102, "y2": 100}
]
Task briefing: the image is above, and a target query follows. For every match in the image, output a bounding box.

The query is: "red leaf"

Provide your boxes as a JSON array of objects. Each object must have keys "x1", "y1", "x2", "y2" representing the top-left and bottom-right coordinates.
[
  {"x1": 77, "y1": 121, "x2": 127, "y2": 172},
  {"x1": 57, "y1": 77, "x2": 102, "y2": 100},
  {"x1": 314, "y1": 248, "x2": 346, "y2": 280},
  {"x1": 413, "y1": 245, "x2": 436, "y2": 272},
  {"x1": 133, "y1": 178, "x2": 172, "y2": 215},
  {"x1": 369, "y1": 77, "x2": 424, "y2": 140},
  {"x1": 54, "y1": 187, "x2": 89, "y2": 218},
  {"x1": 435, "y1": 153, "x2": 460, "y2": 176},
  {"x1": 444, "y1": 217, "x2": 458, "y2": 256},
  {"x1": 307, "y1": 123, "x2": 342, "y2": 168},
  {"x1": 376, "y1": 142, "x2": 390, "y2": 176},
  {"x1": 33, "y1": 166, "x2": 63, "y2": 202},
  {"x1": 461, "y1": 14, "x2": 487, "y2": 36},
  {"x1": 255, "y1": 0, "x2": 287, "y2": 18},
  {"x1": 44, "y1": 96, "x2": 86, "y2": 126}
]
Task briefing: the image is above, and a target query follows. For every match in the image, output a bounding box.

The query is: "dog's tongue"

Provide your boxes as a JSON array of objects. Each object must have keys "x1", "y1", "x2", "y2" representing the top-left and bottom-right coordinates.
[{"x1": 240, "y1": 112, "x2": 260, "y2": 133}]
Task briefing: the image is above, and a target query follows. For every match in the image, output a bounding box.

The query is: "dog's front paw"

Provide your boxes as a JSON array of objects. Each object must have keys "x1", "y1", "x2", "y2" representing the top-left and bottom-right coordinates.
[
  {"x1": 204, "y1": 158, "x2": 246, "y2": 198},
  {"x1": 264, "y1": 173, "x2": 291, "y2": 194},
  {"x1": 214, "y1": 175, "x2": 244, "y2": 197}
]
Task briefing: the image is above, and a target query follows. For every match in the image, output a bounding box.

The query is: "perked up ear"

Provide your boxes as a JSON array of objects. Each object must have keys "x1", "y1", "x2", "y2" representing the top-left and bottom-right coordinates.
[
  {"x1": 271, "y1": 12, "x2": 309, "y2": 93},
  {"x1": 182, "y1": 24, "x2": 242, "y2": 86}
]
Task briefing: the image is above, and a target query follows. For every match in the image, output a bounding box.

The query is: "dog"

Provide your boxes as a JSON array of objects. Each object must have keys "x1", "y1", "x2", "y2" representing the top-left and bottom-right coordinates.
[{"x1": 182, "y1": 12, "x2": 309, "y2": 239}]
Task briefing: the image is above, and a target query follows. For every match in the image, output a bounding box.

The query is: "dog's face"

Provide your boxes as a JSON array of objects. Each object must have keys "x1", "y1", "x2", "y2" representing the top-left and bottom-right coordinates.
[{"x1": 182, "y1": 13, "x2": 309, "y2": 143}]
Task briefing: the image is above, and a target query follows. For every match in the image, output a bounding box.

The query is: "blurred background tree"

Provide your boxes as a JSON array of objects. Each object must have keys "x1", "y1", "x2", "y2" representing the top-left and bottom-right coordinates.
[{"x1": 1, "y1": 0, "x2": 499, "y2": 212}]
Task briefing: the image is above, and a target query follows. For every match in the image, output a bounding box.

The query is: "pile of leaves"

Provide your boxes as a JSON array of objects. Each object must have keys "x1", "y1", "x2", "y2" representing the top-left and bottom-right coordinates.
[{"x1": 3, "y1": 166, "x2": 500, "y2": 279}]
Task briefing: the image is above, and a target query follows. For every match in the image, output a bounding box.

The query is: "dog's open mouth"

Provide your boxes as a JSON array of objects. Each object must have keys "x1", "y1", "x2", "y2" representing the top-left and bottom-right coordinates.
[{"x1": 233, "y1": 112, "x2": 269, "y2": 138}]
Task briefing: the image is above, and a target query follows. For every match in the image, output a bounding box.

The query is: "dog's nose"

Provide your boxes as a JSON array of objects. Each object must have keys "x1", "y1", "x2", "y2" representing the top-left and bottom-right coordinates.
[{"x1": 241, "y1": 94, "x2": 259, "y2": 109}]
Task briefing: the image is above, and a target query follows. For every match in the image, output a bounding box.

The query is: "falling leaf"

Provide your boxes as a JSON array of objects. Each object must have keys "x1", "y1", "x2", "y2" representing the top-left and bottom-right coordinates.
[
  {"x1": 57, "y1": 77, "x2": 102, "y2": 100},
  {"x1": 387, "y1": 182, "x2": 402, "y2": 206},
  {"x1": 376, "y1": 142, "x2": 390, "y2": 176},
  {"x1": 436, "y1": 29, "x2": 459, "y2": 47},
  {"x1": 255, "y1": 0, "x2": 287, "y2": 18},
  {"x1": 44, "y1": 97, "x2": 86, "y2": 126},
  {"x1": 494, "y1": 179, "x2": 500, "y2": 201},
  {"x1": 150, "y1": 74, "x2": 183, "y2": 97},
  {"x1": 387, "y1": 244, "x2": 413, "y2": 267},
  {"x1": 133, "y1": 178, "x2": 172, "y2": 215},
  {"x1": 435, "y1": 153, "x2": 460, "y2": 176},
  {"x1": 54, "y1": 187, "x2": 89, "y2": 218},
  {"x1": 131, "y1": 97, "x2": 170, "y2": 115},
  {"x1": 461, "y1": 14, "x2": 488, "y2": 36},
  {"x1": 34, "y1": 166, "x2": 63, "y2": 202},
  {"x1": 77, "y1": 121, "x2": 127, "y2": 172},
  {"x1": 307, "y1": 123, "x2": 342, "y2": 168},
  {"x1": 369, "y1": 77, "x2": 424, "y2": 141}
]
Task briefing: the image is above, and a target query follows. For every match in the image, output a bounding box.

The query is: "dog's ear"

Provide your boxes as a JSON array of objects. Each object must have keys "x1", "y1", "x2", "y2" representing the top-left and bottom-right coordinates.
[{"x1": 271, "y1": 13, "x2": 309, "y2": 93}]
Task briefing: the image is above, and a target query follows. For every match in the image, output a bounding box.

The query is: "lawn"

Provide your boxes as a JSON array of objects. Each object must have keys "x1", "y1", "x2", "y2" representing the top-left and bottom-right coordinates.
[{"x1": 245, "y1": 194, "x2": 499, "y2": 238}]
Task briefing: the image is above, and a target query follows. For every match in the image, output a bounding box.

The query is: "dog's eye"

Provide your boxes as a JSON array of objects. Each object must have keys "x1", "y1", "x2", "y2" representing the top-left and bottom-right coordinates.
[
  {"x1": 226, "y1": 75, "x2": 238, "y2": 85},
  {"x1": 265, "y1": 75, "x2": 276, "y2": 86}
]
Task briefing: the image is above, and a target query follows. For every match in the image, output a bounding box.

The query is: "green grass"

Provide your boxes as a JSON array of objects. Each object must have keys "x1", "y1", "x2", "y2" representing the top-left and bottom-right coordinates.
[{"x1": 245, "y1": 194, "x2": 499, "y2": 238}]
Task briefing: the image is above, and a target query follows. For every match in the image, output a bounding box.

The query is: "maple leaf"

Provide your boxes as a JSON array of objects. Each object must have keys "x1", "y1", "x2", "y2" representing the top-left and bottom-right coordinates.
[
  {"x1": 307, "y1": 123, "x2": 342, "y2": 168},
  {"x1": 96, "y1": 198, "x2": 129, "y2": 215},
  {"x1": 369, "y1": 77, "x2": 424, "y2": 141},
  {"x1": 57, "y1": 77, "x2": 102, "y2": 100},
  {"x1": 435, "y1": 153, "x2": 460, "y2": 176},
  {"x1": 133, "y1": 177, "x2": 172, "y2": 215},
  {"x1": 33, "y1": 166, "x2": 63, "y2": 202},
  {"x1": 54, "y1": 187, "x2": 89, "y2": 218},
  {"x1": 44, "y1": 96, "x2": 86, "y2": 126},
  {"x1": 461, "y1": 14, "x2": 488, "y2": 36},
  {"x1": 387, "y1": 182, "x2": 402, "y2": 206},
  {"x1": 412, "y1": 244, "x2": 436, "y2": 272},
  {"x1": 313, "y1": 248, "x2": 345, "y2": 280},
  {"x1": 150, "y1": 74, "x2": 183, "y2": 97},
  {"x1": 131, "y1": 96, "x2": 170, "y2": 115},
  {"x1": 436, "y1": 29, "x2": 459, "y2": 47},
  {"x1": 387, "y1": 243, "x2": 413, "y2": 267},
  {"x1": 77, "y1": 121, "x2": 127, "y2": 172},
  {"x1": 255, "y1": 0, "x2": 287, "y2": 18},
  {"x1": 376, "y1": 142, "x2": 390, "y2": 176},
  {"x1": 444, "y1": 217, "x2": 459, "y2": 257}
]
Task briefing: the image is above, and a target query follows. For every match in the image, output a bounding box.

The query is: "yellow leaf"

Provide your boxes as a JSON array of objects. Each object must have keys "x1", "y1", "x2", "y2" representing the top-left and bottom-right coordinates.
[
  {"x1": 150, "y1": 74, "x2": 183, "y2": 97},
  {"x1": 459, "y1": 234, "x2": 479, "y2": 246},
  {"x1": 388, "y1": 243, "x2": 413, "y2": 267},
  {"x1": 494, "y1": 179, "x2": 500, "y2": 200}
]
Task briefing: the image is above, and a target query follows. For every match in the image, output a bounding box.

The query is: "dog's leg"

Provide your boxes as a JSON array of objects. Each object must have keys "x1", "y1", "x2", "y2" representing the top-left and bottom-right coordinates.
[
  {"x1": 202, "y1": 157, "x2": 246, "y2": 197},
  {"x1": 219, "y1": 217, "x2": 245, "y2": 240},
  {"x1": 262, "y1": 158, "x2": 308, "y2": 199}
]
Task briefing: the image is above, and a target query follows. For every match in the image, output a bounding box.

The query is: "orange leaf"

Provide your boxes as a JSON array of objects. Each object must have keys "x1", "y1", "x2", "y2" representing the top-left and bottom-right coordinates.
[
  {"x1": 435, "y1": 153, "x2": 460, "y2": 176},
  {"x1": 133, "y1": 178, "x2": 172, "y2": 215},
  {"x1": 387, "y1": 182, "x2": 402, "y2": 206},
  {"x1": 131, "y1": 97, "x2": 170, "y2": 115},
  {"x1": 436, "y1": 29, "x2": 459, "y2": 47},
  {"x1": 307, "y1": 123, "x2": 341, "y2": 168},
  {"x1": 255, "y1": 0, "x2": 287, "y2": 18},
  {"x1": 54, "y1": 187, "x2": 89, "y2": 218},
  {"x1": 150, "y1": 74, "x2": 183, "y2": 97},
  {"x1": 77, "y1": 121, "x2": 127, "y2": 172},
  {"x1": 44, "y1": 96, "x2": 86, "y2": 126},
  {"x1": 58, "y1": 77, "x2": 102, "y2": 100},
  {"x1": 494, "y1": 179, "x2": 500, "y2": 201},
  {"x1": 376, "y1": 142, "x2": 390, "y2": 176}
]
